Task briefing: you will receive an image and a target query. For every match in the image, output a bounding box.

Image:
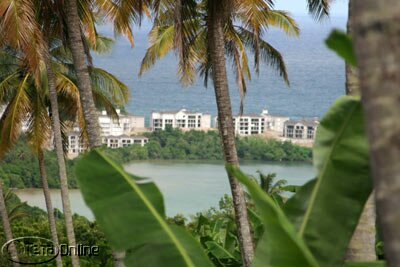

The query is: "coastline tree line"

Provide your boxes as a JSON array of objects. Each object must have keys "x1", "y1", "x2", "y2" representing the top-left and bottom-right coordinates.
[
  {"x1": 1, "y1": 0, "x2": 400, "y2": 267},
  {"x1": 0, "y1": 131, "x2": 311, "y2": 189}
]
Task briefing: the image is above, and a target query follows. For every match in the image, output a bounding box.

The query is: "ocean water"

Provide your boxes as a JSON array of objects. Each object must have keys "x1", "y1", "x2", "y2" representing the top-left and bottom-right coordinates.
[{"x1": 93, "y1": 16, "x2": 347, "y2": 124}]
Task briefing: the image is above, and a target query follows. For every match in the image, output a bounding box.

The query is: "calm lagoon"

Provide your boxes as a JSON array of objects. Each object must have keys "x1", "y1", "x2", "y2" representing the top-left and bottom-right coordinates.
[{"x1": 14, "y1": 161, "x2": 315, "y2": 220}]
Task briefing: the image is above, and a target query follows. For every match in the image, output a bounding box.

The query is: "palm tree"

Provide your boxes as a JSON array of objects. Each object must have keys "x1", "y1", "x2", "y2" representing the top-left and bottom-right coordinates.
[
  {"x1": 63, "y1": 0, "x2": 151, "y2": 149},
  {"x1": 141, "y1": 1, "x2": 299, "y2": 265},
  {"x1": 0, "y1": 41, "x2": 128, "y2": 267},
  {"x1": 141, "y1": 1, "x2": 299, "y2": 113},
  {"x1": 343, "y1": 0, "x2": 376, "y2": 262},
  {"x1": 0, "y1": 182, "x2": 19, "y2": 267},
  {"x1": 352, "y1": 1, "x2": 400, "y2": 266}
]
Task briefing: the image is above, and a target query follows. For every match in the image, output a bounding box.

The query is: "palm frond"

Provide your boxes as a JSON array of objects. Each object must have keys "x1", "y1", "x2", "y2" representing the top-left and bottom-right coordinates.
[
  {"x1": 307, "y1": 0, "x2": 330, "y2": 20},
  {"x1": 265, "y1": 10, "x2": 300, "y2": 37},
  {"x1": 26, "y1": 83, "x2": 52, "y2": 154},
  {"x1": 238, "y1": 26, "x2": 290, "y2": 85},
  {"x1": 0, "y1": 0, "x2": 44, "y2": 81},
  {"x1": 0, "y1": 74, "x2": 32, "y2": 158},
  {"x1": 140, "y1": 25, "x2": 175, "y2": 75},
  {"x1": 88, "y1": 35, "x2": 115, "y2": 54},
  {"x1": 89, "y1": 67, "x2": 129, "y2": 105},
  {"x1": 96, "y1": 0, "x2": 152, "y2": 46}
]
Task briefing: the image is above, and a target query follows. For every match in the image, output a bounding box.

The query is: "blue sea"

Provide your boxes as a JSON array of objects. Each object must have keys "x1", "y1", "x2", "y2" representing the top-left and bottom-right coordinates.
[{"x1": 93, "y1": 16, "x2": 347, "y2": 125}]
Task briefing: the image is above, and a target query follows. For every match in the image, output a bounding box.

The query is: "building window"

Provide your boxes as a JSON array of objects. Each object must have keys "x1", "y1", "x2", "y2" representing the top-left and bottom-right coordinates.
[
  {"x1": 153, "y1": 119, "x2": 162, "y2": 128},
  {"x1": 176, "y1": 119, "x2": 186, "y2": 128},
  {"x1": 286, "y1": 126, "x2": 294, "y2": 138},
  {"x1": 188, "y1": 115, "x2": 196, "y2": 128},
  {"x1": 295, "y1": 126, "x2": 304, "y2": 139},
  {"x1": 307, "y1": 127, "x2": 315, "y2": 139},
  {"x1": 123, "y1": 123, "x2": 130, "y2": 131},
  {"x1": 165, "y1": 119, "x2": 173, "y2": 127}
]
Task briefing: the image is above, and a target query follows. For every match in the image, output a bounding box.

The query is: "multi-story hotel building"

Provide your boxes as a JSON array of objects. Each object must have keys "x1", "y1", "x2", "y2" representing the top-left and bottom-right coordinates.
[
  {"x1": 99, "y1": 109, "x2": 146, "y2": 136},
  {"x1": 151, "y1": 109, "x2": 212, "y2": 131},
  {"x1": 215, "y1": 110, "x2": 290, "y2": 136},
  {"x1": 67, "y1": 110, "x2": 147, "y2": 158},
  {"x1": 283, "y1": 119, "x2": 319, "y2": 140}
]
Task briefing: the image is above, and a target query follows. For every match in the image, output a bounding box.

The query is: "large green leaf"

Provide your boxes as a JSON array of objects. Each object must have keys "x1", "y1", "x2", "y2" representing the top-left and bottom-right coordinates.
[
  {"x1": 284, "y1": 179, "x2": 316, "y2": 231},
  {"x1": 205, "y1": 241, "x2": 237, "y2": 260},
  {"x1": 296, "y1": 96, "x2": 373, "y2": 267},
  {"x1": 75, "y1": 150, "x2": 213, "y2": 267},
  {"x1": 326, "y1": 29, "x2": 357, "y2": 66},
  {"x1": 344, "y1": 262, "x2": 387, "y2": 267},
  {"x1": 227, "y1": 165, "x2": 318, "y2": 267}
]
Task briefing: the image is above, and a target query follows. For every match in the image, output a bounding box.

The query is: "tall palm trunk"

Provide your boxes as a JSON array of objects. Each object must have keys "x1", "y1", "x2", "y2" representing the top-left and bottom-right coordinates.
[
  {"x1": 44, "y1": 42, "x2": 80, "y2": 267},
  {"x1": 63, "y1": 2, "x2": 124, "y2": 265},
  {"x1": 344, "y1": 0, "x2": 376, "y2": 261},
  {"x1": 207, "y1": 2, "x2": 254, "y2": 266},
  {"x1": 64, "y1": 0, "x2": 101, "y2": 148},
  {"x1": 352, "y1": 1, "x2": 400, "y2": 266},
  {"x1": 0, "y1": 182, "x2": 19, "y2": 267},
  {"x1": 38, "y1": 150, "x2": 63, "y2": 267}
]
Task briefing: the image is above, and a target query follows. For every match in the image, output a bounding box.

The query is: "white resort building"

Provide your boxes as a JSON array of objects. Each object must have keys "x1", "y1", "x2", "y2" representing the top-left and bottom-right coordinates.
[
  {"x1": 67, "y1": 110, "x2": 147, "y2": 158},
  {"x1": 102, "y1": 135, "x2": 149, "y2": 149},
  {"x1": 99, "y1": 109, "x2": 146, "y2": 136},
  {"x1": 151, "y1": 109, "x2": 212, "y2": 131},
  {"x1": 215, "y1": 110, "x2": 290, "y2": 136},
  {"x1": 283, "y1": 119, "x2": 319, "y2": 140}
]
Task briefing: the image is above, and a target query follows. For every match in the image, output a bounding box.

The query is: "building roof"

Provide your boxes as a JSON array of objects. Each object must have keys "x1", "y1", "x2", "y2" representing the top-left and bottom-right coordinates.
[
  {"x1": 103, "y1": 135, "x2": 149, "y2": 140},
  {"x1": 284, "y1": 118, "x2": 319, "y2": 127},
  {"x1": 151, "y1": 109, "x2": 210, "y2": 115},
  {"x1": 232, "y1": 113, "x2": 289, "y2": 119}
]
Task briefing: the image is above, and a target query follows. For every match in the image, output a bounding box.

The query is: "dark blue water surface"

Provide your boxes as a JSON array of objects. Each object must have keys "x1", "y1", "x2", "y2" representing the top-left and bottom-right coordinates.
[{"x1": 93, "y1": 16, "x2": 347, "y2": 124}]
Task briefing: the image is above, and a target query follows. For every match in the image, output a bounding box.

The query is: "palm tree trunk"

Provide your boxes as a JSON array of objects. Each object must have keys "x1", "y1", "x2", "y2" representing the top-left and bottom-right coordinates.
[
  {"x1": 44, "y1": 42, "x2": 80, "y2": 267},
  {"x1": 64, "y1": 0, "x2": 101, "y2": 148},
  {"x1": 344, "y1": 0, "x2": 376, "y2": 261},
  {"x1": 345, "y1": 196, "x2": 377, "y2": 261},
  {"x1": 352, "y1": 1, "x2": 400, "y2": 266},
  {"x1": 63, "y1": 2, "x2": 124, "y2": 265},
  {"x1": 38, "y1": 150, "x2": 63, "y2": 267},
  {"x1": 0, "y1": 182, "x2": 19, "y2": 267},
  {"x1": 345, "y1": 0, "x2": 360, "y2": 97},
  {"x1": 207, "y1": 2, "x2": 254, "y2": 266}
]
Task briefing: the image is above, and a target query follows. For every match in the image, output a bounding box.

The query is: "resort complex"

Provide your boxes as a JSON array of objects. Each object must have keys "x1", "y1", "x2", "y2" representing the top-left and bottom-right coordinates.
[{"x1": 63, "y1": 108, "x2": 319, "y2": 157}]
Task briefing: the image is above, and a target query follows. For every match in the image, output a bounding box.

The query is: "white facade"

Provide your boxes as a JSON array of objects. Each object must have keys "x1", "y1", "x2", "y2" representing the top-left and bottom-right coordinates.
[
  {"x1": 283, "y1": 119, "x2": 319, "y2": 140},
  {"x1": 215, "y1": 109, "x2": 289, "y2": 136},
  {"x1": 67, "y1": 110, "x2": 147, "y2": 158},
  {"x1": 99, "y1": 109, "x2": 146, "y2": 136},
  {"x1": 151, "y1": 109, "x2": 211, "y2": 131},
  {"x1": 67, "y1": 131, "x2": 87, "y2": 158},
  {"x1": 102, "y1": 135, "x2": 149, "y2": 149}
]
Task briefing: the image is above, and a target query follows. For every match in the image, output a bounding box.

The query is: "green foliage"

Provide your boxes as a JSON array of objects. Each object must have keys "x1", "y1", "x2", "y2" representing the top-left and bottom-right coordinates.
[
  {"x1": 184, "y1": 195, "x2": 241, "y2": 267},
  {"x1": 326, "y1": 29, "x2": 357, "y2": 66},
  {"x1": 0, "y1": 191, "x2": 113, "y2": 267},
  {"x1": 293, "y1": 96, "x2": 373, "y2": 267},
  {"x1": 75, "y1": 149, "x2": 213, "y2": 267},
  {"x1": 104, "y1": 127, "x2": 312, "y2": 163},
  {"x1": 344, "y1": 262, "x2": 387, "y2": 267},
  {"x1": 228, "y1": 165, "x2": 319, "y2": 267},
  {"x1": 0, "y1": 137, "x2": 77, "y2": 188},
  {"x1": 1, "y1": 131, "x2": 311, "y2": 189},
  {"x1": 230, "y1": 96, "x2": 381, "y2": 267}
]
